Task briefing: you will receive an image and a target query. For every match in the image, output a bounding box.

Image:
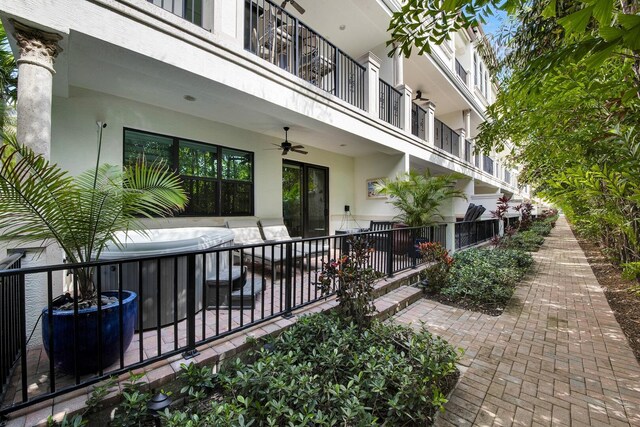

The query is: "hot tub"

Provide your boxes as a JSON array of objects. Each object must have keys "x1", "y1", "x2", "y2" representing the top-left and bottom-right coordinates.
[{"x1": 100, "y1": 227, "x2": 235, "y2": 330}]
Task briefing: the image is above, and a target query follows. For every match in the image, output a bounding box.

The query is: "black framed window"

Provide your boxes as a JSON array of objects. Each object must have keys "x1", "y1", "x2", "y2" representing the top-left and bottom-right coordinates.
[{"x1": 124, "y1": 128, "x2": 254, "y2": 216}]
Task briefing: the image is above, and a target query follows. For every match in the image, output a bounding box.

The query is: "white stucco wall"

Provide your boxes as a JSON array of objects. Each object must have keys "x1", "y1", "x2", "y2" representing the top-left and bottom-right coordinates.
[{"x1": 51, "y1": 87, "x2": 354, "y2": 233}]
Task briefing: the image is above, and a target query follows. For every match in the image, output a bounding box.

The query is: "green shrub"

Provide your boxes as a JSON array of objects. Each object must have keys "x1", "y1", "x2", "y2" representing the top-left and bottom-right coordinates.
[
  {"x1": 417, "y1": 241, "x2": 454, "y2": 292},
  {"x1": 528, "y1": 221, "x2": 552, "y2": 237},
  {"x1": 440, "y1": 248, "x2": 533, "y2": 313},
  {"x1": 162, "y1": 313, "x2": 459, "y2": 426},
  {"x1": 501, "y1": 230, "x2": 545, "y2": 251}
]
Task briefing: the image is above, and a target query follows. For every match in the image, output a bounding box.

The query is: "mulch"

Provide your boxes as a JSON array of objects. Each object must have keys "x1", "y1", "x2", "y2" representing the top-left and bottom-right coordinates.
[{"x1": 575, "y1": 235, "x2": 640, "y2": 363}]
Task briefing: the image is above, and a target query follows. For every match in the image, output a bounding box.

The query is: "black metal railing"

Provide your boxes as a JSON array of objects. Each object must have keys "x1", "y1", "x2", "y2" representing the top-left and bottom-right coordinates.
[
  {"x1": 455, "y1": 219, "x2": 499, "y2": 249},
  {"x1": 504, "y1": 216, "x2": 519, "y2": 230},
  {"x1": 0, "y1": 225, "x2": 449, "y2": 415},
  {"x1": 379, "y1": 79, "x2": 403, "y2": 128},
  {"x1": 465, "y1": 139, "x2": 472, "y2": 163},
  {"x1": 455, "y1": 59, "x2": 468, "y2": 85},
  {"x1": 483, "y1": 155, "x2": 494, "y2": 175},
  {"x1": 411, "y1": 103, "x2": 427, "y2": 140},
  {"x1": 434, "y1": 119, "x2": 460, "y2": 157},
  {"x1": 244, "y1": 0, "x2": 365, "y2": 110},
  {"x1": 147, "y1": 0, "x2": 203, "y2": 26},
  {"x1": 0, "y1": 252, "x2": 25, "y2": 405}
]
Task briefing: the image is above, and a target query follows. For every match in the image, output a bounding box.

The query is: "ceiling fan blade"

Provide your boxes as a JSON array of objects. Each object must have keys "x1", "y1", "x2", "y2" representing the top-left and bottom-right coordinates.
[
  {"x1": 291, "y1": 148, "x2": 308, "y2": 155},
  {"x1": 291, "y1": 145, "x2": 305, "y2": 149},
  {"x1": 289, "y1": 0, "x2": 305, "y2": 14}
]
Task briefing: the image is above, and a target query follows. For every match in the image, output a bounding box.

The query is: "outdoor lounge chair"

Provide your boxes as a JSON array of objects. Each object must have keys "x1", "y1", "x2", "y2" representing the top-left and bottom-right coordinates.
[
  {"x1": 225, "y1": 219, "x2": 304, "y2": 277},
  {"x1": 258, "y1": 218, "x2": 330, "y2": 261}
]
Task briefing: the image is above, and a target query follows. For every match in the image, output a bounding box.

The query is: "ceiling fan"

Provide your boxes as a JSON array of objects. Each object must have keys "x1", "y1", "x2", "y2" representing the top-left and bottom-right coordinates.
[
  {"x1": 281, "y1": 0, "x2": 305, "y2": 14},
  {"x1": 414, "y1": 90, "x2": 430, "y2": 102},
  {"x1": 272, "y1": 127, "x2": 308, "y2": 155}
]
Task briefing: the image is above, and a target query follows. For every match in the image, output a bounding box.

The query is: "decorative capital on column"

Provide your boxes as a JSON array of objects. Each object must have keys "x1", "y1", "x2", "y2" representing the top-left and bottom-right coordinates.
[{"x1": 11, "y1": 20, "x2": 63, "y2": 74}]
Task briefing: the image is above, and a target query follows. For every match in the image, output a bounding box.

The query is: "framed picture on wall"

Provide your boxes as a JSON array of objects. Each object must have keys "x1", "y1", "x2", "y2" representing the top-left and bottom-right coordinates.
[{"x1": 366, "y1": 178, "x2": 386, "y2": 199}]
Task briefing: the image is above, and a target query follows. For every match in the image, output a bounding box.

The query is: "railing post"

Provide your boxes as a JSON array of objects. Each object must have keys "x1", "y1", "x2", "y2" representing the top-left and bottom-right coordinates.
[
  {"x1": 446, "y1": 222, "x2": 456, "y2": 254},
  {"x1": 397, "y1": 84, "x2": 413, "y2": 131},
  {"x1": 425, "y1": 101, "x2": 436, "y2": 147},
  {"x1": 283, "y1": 242, "x2": 294, "y2": 318},
  {"x1": 182, "y1": 253, "x2": 199, "y2": 359},
  {"x1": 334, "y1": 48, "x2": 341, "y2": 99},
  {"x1": 358, "y1": 52, "x2": 381, "y2": 116},
  {"x1": 386, "y1": 229, "x2": 394, "y2": 277}
]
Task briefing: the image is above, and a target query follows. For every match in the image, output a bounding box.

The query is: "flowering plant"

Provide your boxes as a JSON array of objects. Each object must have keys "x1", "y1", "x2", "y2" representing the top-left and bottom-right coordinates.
[
  {"x1": 417, "y1": 241, "x2": 453, "y2": 292},
  {"x1": 319, "y1": 236, "x2": 383, "y2": 328}
]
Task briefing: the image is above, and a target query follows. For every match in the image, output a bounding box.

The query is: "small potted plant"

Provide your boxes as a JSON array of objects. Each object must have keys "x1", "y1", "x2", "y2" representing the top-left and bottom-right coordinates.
[{"x1": 0, "y1": 124, "x2": 187, "y2": 374}]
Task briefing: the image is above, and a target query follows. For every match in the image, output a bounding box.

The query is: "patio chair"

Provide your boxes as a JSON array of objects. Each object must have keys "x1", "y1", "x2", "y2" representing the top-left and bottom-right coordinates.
[
  {"x1": 367, "y1": 220, "x2": 397, "y2": 251},
  {"x1": 225, "y1": 218, "x2": 303, "y2": 277},
  {"x1": 259, "y1": 218, "x2": 330, "y2": 264}
]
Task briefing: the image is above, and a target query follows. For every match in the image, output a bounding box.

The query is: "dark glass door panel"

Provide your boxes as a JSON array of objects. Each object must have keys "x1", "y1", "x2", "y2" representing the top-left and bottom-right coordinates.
[{"x1": 283, "y1": 161, "x2": 329, "y2": 238}]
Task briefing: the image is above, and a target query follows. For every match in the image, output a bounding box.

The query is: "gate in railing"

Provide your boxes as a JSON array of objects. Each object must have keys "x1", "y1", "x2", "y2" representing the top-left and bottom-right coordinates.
[
  {"x1": 0, "y1": 225, "x2": 449, "y2": 415},
  {"x1": 0, "y1": 253, "x2": 24, "y2": 405},
  {"x1": 454, "y1": 219, "x2": 499, "y2": 249}
]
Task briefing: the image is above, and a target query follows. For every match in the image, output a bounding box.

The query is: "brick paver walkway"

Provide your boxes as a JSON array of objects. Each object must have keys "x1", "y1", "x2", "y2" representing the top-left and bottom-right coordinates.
[{"x1": 394, "y1": 217, "x2": 640, "y2": 426}]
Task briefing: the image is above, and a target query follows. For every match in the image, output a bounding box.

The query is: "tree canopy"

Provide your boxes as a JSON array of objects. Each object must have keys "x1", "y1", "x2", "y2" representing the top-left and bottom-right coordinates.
[{"x1": 388, "y1": 0, "x2": 640, "y2": 262}]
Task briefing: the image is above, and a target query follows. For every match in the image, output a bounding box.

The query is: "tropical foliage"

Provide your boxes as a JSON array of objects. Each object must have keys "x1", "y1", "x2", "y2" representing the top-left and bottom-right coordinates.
[
  {"x1": 159, "y1": 313, "x2": 460, "y2": 426},
  {"x1": 390, "y1": 1, "x2": 640, "y2": 264},
  {"x1": 0, "y1": 22, "x2": 17, "y2": 130},
  {"x1": 0, "y1": 131, "x2": 187, "y2": 299},
  {"x1": 375, "y1": 170, "x2": 466, "y2": 227}
]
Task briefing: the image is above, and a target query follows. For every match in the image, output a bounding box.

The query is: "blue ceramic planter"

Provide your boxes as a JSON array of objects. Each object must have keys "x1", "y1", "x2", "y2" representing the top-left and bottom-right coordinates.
[{"x1": 42, "y1": 291, "x2": 137, "y2": 375}]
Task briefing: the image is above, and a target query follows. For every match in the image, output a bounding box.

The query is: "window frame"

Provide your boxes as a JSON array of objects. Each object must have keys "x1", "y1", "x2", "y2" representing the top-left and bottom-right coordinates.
[{"x1": 123, "y1": 127, "x2": 254, "y2": 217}]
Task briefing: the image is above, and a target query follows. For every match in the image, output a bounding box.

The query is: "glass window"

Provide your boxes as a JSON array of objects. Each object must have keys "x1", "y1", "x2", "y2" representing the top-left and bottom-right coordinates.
[{"x1": 123, "y1": 128, "x2": 253, "y2": 216}]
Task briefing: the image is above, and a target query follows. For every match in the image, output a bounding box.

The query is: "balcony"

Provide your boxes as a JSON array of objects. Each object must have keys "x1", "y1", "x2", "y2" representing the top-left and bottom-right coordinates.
[
  {"x1": 411, "y1": 103, "x2": 427, "y2": 140},
  {"x1": 147, "y1": 0, "x2": 204, "y2": 26},
  {"x1": 244, "y1": 0, "x2": 365, "y2": 110},
  {"x1": 483, "y1": 155, "x2": 494, "y2": 176},
  {"x1": 455, "y1": 59, "x2": 468, "y2": 86},
  {"x1": 464, "y1": 139, "x2": 472, "y2": 163},
  {"x1": 434, "y1": 119, "x2": 460, "y2": 158}
]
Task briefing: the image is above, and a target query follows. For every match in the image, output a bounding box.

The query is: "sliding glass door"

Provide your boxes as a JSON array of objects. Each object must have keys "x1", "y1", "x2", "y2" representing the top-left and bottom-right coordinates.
[{"x1": 282, "y1": 161, "x2": 329, "y2": 238}]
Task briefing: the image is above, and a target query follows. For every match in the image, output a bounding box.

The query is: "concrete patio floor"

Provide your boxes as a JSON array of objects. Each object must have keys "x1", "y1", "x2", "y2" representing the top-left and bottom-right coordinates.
[{"x1": 394, "y1": 217, "x2": 640, "y2": 426}]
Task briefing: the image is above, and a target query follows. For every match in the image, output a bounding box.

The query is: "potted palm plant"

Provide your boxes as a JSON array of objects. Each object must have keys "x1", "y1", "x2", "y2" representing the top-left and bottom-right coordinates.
[
  {"x1": 0, "y1": 124, "x2": 187, "y2": 374},
  {"x1": 375, "y1": 170, "x2": 466, "y2": 255}
]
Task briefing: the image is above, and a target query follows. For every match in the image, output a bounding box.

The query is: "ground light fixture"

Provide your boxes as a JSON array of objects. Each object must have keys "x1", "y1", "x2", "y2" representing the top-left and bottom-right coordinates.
[{"x1": 147, "y1": 391, "x2": 173, "y2": 426}]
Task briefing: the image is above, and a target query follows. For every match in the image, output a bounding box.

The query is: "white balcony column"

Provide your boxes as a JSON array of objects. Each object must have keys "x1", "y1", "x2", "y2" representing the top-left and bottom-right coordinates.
[
  {"x1": 392, "y1": 48, "x2": 404, "y2": 87},
  {"x1": 463, "y1": 109, "x2": 472, "y2": 135},
  {"x1": 457, "y1": 128, "x2": 466, "y2": 159},
  {"x1": 396, "y1": 84, "x2": 412, "y2": 132},
  {"x1": 211, "y1": 0, "x2": 243, "y2": 46},
  {"x1": 12, "y1": 20, "x2": 62, "y2": 160},
  {"x1": 425, "y1": 101, "x2": 436, "y2": 146},
  {"x1": 359, "y1": 52, "x2": 381, "y2": 116},
  {"x1": 444, "y1": 220, "x2": 457, "y2": 254}
]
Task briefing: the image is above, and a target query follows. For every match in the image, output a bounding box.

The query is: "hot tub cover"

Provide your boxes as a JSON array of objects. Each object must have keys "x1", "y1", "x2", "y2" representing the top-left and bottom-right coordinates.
[{"x1": 100, "y1": 227, "x2": 235, "y2": 259}]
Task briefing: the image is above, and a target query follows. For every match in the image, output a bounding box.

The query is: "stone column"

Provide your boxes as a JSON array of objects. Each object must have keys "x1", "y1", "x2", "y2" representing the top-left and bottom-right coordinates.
[
  {"x1": 392, "y1": 48, "x2": 403, "y2": 87},
  {"x1": 358, "y1": 52, "x2": 381, "y2": 116},
  {"x1": 12, "y1": 20, "x2": 62, "y2": 159},
  {"x1": 463, "y1": 109, "x2": 472, "y2": 136}
]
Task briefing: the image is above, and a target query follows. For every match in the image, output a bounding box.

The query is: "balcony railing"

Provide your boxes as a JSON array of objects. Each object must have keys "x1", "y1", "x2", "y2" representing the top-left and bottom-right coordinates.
[
  {"x1": 505, "y1": 169, "x2": 511, "y2": 184},
  {"x1": 411, "y1": 103, "x2": 427, "y2": 140},
  {"x1": 464, "y1": 139, "x2": 472, "y2": 163},
  {"x1": 379, "y1": 79, "x2": 403, "y2": 128},
  {"x1": 245, "y1": 0, "x2": 365, "y2": 110},
  {"x1": 455, "y1": 59, "x2": 468, "y2": 85},
  {"x1": 483, "y1": 155, "x2": 494, "y2": 175},
  {"x1": 455, "y1": 219, "x2": 499, "y2": 249},
  {"x1": 434, "y1": 119, "x2": 460, "y2": 157},
  {"x1": 147, "y1": 0, "x2": 203, "y2": 26},
  {"x1": 0, "y1": 226, "x2": 448, "y2": 415}
]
